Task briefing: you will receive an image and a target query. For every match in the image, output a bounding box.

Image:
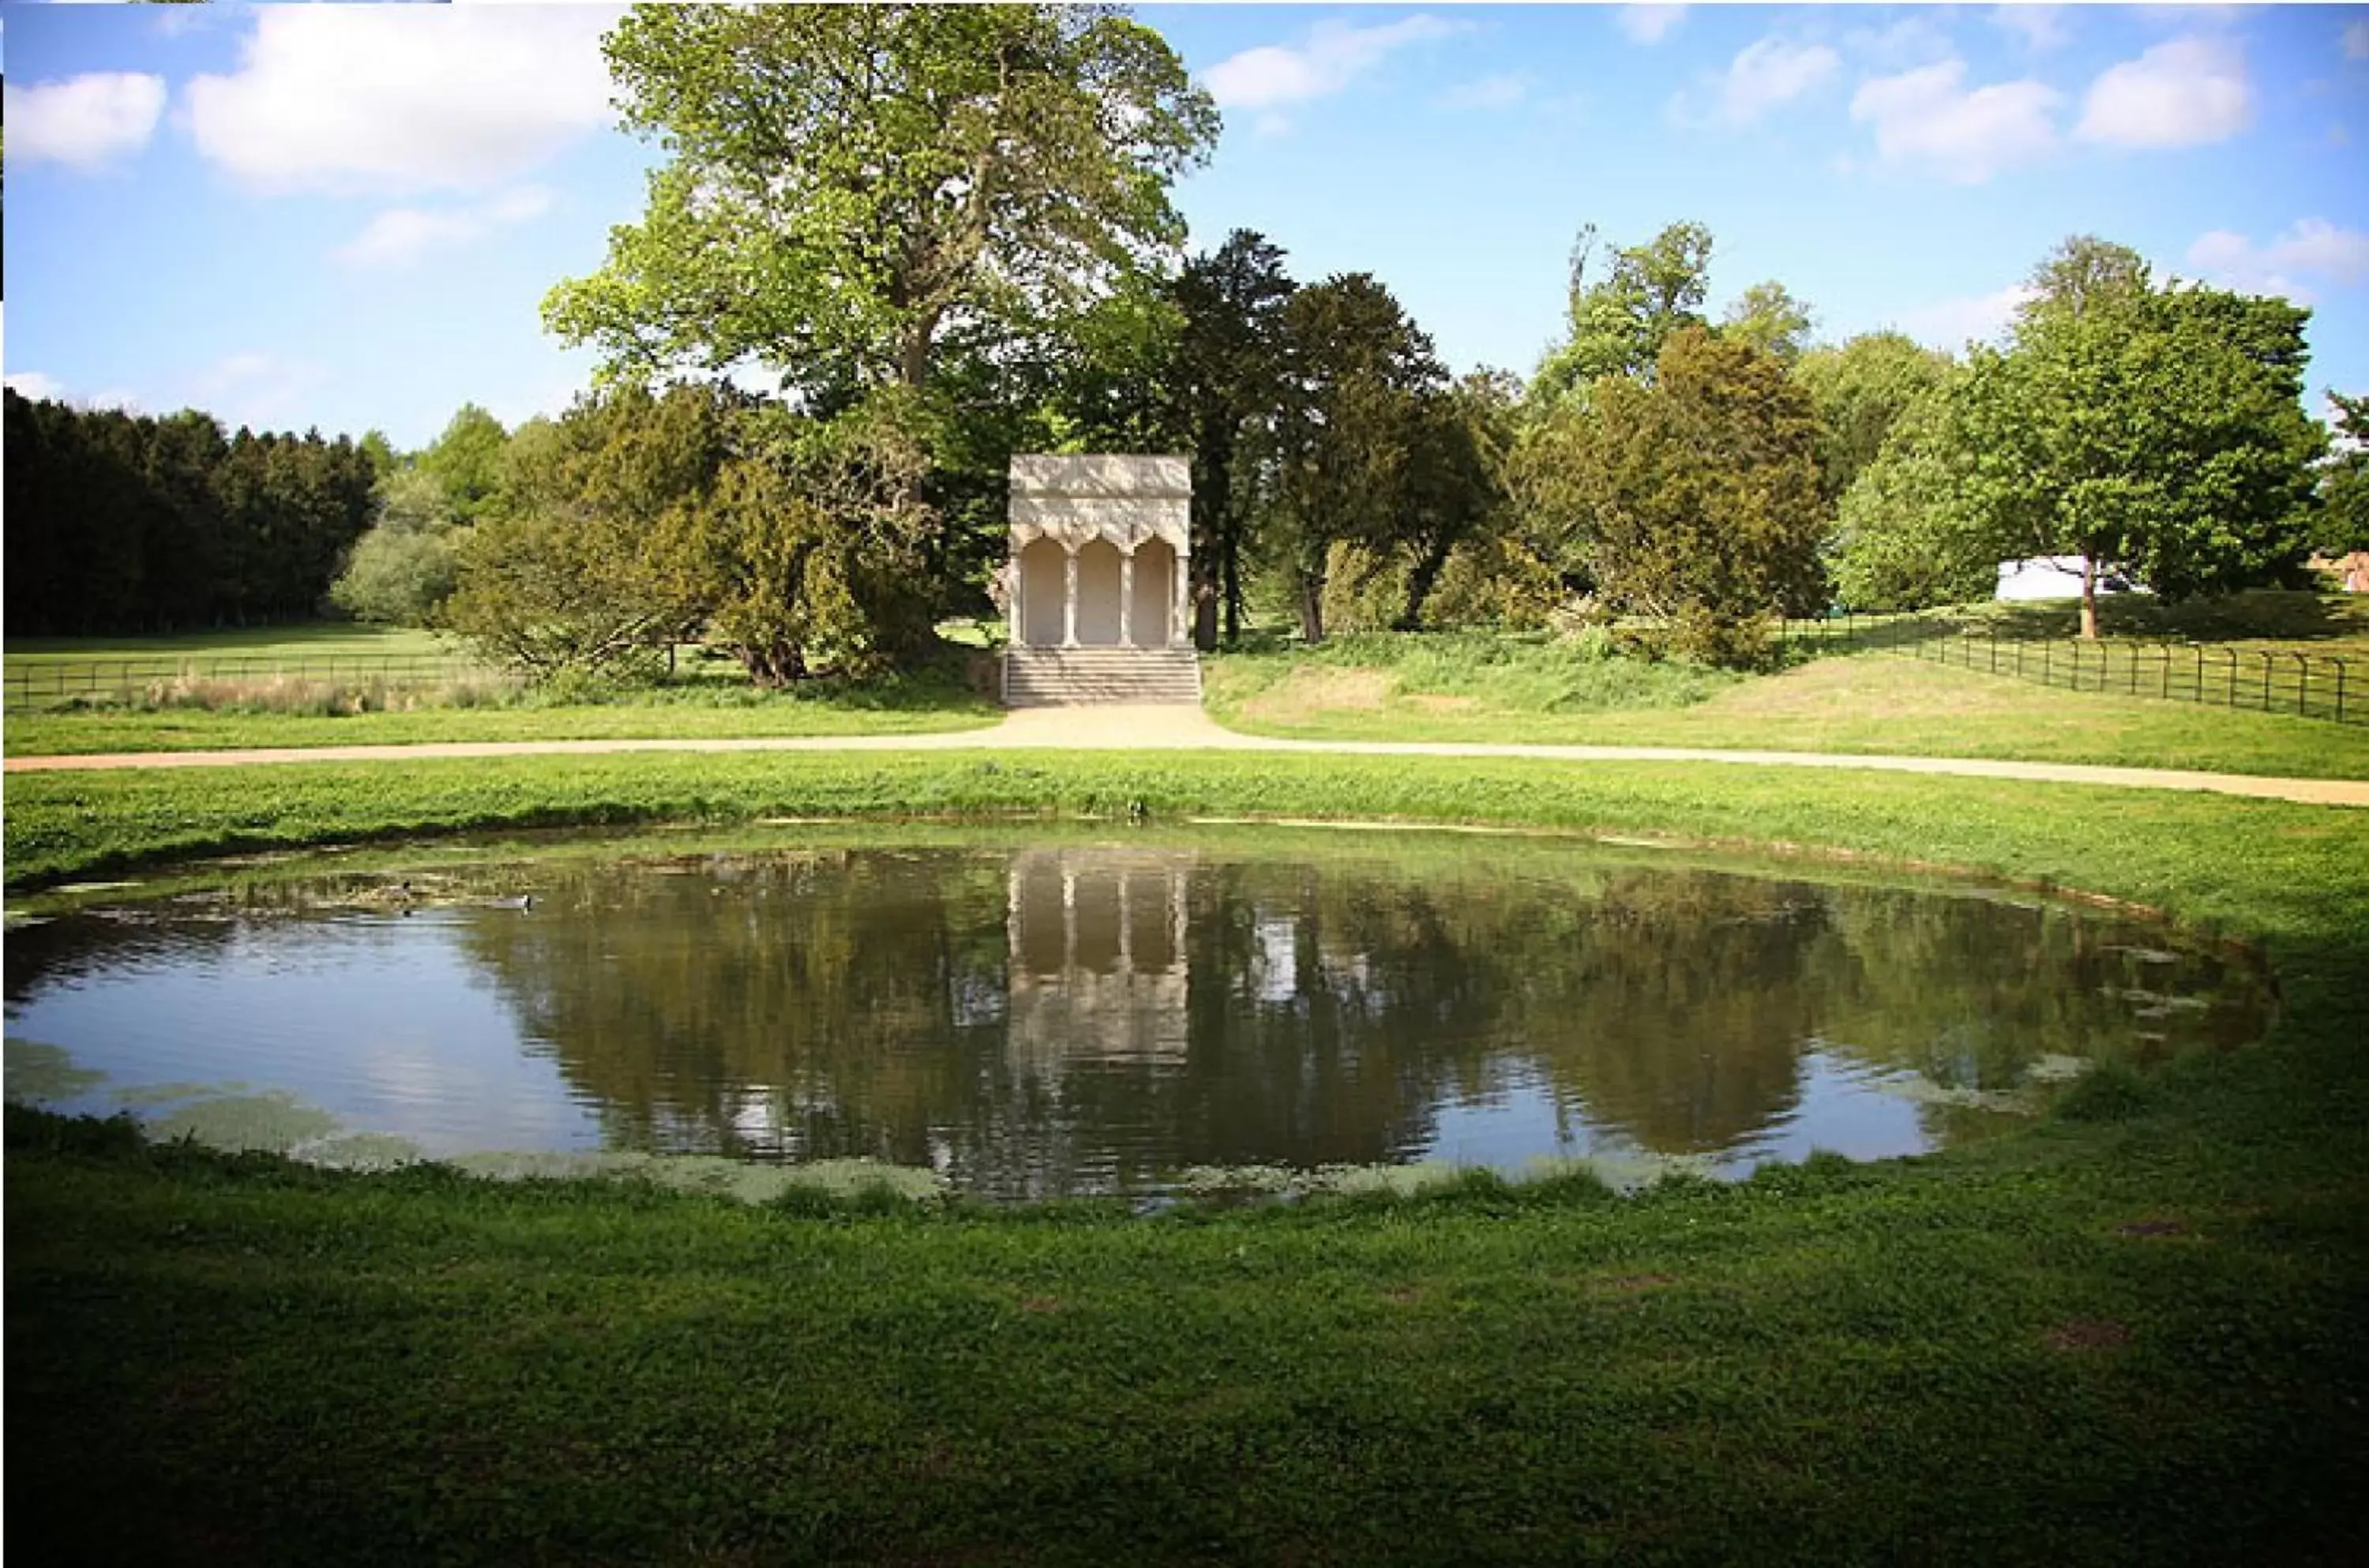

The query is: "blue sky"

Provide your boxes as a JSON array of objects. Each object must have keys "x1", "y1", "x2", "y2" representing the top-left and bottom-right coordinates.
[{"x1": 4, "y1": 3, "x2": 2365, "y2": 450}]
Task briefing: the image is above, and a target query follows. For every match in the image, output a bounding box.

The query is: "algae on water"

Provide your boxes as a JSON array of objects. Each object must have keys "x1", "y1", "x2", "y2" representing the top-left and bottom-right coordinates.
[
  {"x1": 449, "y1": 1150, "x2": 947, "y2": 1205},
  {"x1": 4, "y1": 1040, "x2": 110, "y2": 1102},
  {"x1": 151, "y1": 1093, "x2": 341, "y2": 1153}
]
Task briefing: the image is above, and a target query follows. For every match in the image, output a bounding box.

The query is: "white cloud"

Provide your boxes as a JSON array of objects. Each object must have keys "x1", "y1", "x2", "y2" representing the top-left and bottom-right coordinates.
[
  {"x1": 182, "y1": 6, "x2": 620, "y2": 193},
  {"x1": 4, "y1": 372, "x2": 70, "y2": 403},
  {"x1": 190, "y1": 352, "x2": 329, "y2": 431},
  {"x1": 1616, "y1": 6, "x2": 1687, "y2": 46},
  {"x1": 1673, "y1": 38, "x2": 1841, "y2": 129},
  {"x1": 334, "y1": 186, "x2": 557, "y2": 269},
  {"x1": 1203, "y1": 15, "x2": 1457, "y2": 113},
  {"x1": 1438, "y1": 73, "x2": 1531, "y2": 112},
  {"x1": 2187, "y1": 219, "x2": 2369, "y2": 303},
  {"x1": 2, "y1": 73, "x2": 168, "y2": 171},
  {"x1": 1992, "y1": 6, "x2": 2072, "y2": 53},
  {"x1": 2266, "y1": 218, "x2": 2369, "y2": 283},
  {"x1": 1893, "y1": 283, "x2": 2040, "y2": 351},
  {"x1": 2076, "y1": 38, "x2": 2251, "y2": 148},
  {"x1": 1846, "y1": 17, "x2": 1957, "y2": 69},
  {"x1": 1851, "y1": 60, "x2": 2062, "y2": 183},
  {"x1": 2, "y1": 371, "x2": 145, "y2": 415},
  {"x1": 2348, "y1": 21, "x2": 2369, "y2": 62}
]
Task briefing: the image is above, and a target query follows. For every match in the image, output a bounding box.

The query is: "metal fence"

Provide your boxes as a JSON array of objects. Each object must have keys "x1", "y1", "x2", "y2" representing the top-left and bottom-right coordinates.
[
  {"x1": 3, "y1": 653, "x2": 496, "y2": 704},
  {"x1": 1777, "y1": 613, "x2": 2361, "y2": 726}
]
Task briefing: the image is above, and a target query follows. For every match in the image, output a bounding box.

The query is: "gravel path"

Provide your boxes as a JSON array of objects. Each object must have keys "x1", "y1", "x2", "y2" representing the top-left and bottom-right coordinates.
[{"x1": 8, "y1": 703, "x2": 2366, "y2": 807}]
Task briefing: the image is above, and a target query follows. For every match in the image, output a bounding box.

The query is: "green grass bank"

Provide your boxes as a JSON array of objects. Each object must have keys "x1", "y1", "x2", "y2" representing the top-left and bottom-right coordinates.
[
  {"x1": 1203, "y1": 639, "x2": 2369, "y2": 780},
  {"x1": 9, "y1": 756, "x2": 2369, "y2": 1565}
]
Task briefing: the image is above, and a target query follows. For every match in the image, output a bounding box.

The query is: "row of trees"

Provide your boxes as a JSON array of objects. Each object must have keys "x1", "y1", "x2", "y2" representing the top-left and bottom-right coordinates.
[{"x1": 3, "y1": 391, "x2": 383, "y2": 636}]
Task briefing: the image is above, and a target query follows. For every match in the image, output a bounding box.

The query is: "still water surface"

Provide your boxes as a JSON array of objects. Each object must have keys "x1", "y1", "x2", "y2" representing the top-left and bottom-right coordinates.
[{"x1": 4, "y1": 831, "x2": 2270, "y2": 1198}]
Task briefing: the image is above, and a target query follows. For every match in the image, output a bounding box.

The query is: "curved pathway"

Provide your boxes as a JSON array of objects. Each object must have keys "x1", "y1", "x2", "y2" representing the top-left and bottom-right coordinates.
[{"x1": 8, "y1": 704, "x2": 2366, "y2": 808}]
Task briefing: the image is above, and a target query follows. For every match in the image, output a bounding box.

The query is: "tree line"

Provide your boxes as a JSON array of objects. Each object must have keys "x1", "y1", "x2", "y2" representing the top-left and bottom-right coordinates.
[{"x1": 2, "y1": 392, "x2": 384, "y2": 636}]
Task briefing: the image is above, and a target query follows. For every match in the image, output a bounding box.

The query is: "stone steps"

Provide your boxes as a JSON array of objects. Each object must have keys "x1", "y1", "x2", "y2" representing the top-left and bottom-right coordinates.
[{"x1": 1003, "y1": 647, "x2": 1203, "y2": 707}]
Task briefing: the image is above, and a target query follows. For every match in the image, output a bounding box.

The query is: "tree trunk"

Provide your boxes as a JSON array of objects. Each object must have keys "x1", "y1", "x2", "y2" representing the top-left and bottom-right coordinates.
[
  {"x1": 1191, "y1": 437, "x2": 1231, "y2": 654},
  {"x1": 2079, "y1": 555, "x2": 2099, "y2": 640},
  {"x1": 896, "y1": 306, "x2": 944, "y2": 391},
  {"x1": 1194, "y1": 579, "x2": 1220, "y2": 652},
  {"x1": 1223, "y1": 540, "x2": 1245, "y2": 644},
  {"x1": 1397, "y1": 542, "x2": 1453, "y2": 632},
  {"x1": 1296, "y1": 569, "x2": 1326, "y2": 645},
  {"x1": 739, "y1": 643, "x2": 809, "y2": 687}
]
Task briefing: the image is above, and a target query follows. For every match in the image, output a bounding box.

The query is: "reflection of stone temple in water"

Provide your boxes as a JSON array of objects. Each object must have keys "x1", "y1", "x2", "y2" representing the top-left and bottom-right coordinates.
[{"x1": 1005, "y1": 847, "x2": 1194, "y2": 1072}]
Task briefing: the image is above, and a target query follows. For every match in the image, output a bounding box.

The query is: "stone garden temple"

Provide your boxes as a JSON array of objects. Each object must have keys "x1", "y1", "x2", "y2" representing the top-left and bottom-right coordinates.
[{"x1": 1000, "y1": 455, "x2": 1203, "y2": 707}]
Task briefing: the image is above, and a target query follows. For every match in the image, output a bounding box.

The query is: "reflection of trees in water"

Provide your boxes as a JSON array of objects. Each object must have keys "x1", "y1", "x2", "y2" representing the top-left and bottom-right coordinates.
[
  {"x1": 1804, "y1": 889, "x2": 2269, "y2": 1078},
  {"x1": 4, "y1": 885, "x2": 307, "y2": 1006},
  {"x1": 1153, "y1": 858, "x2": 1509, "y2": 1169},
  {"x1": 456, "y1": 852, "x2": 1017, "y2": 1170},
  {"x1": 363, "y1": 847, "x2": 2273, "y2": 1191},
  {"x1": 1503, "y1": 872, "x2": 1829, "y2": 1155},
  {"x1": 4, "y1": 850, "x2": 2270, "y2": 1196}
]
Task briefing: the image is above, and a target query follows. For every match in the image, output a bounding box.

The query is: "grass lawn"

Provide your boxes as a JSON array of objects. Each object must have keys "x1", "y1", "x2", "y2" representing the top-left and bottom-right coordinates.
[
  {"x1": 1206, "y1": 643, "x2": 2369, "y2": 779},
  {"x1": 1947, "y1": 587, "x2": 2369, "y2": 658},
  {"x1": 2, "y1": 679, "x2": 1002, "y2": 754},
  {"x1": 7, "y1": 752, "x2": 2367, "y2": 1565},
  {"x1": 4, "y1": 621, "x2": 1007, "y2": 752},
  {"x1": 2, "y1": 621, "x2": 460, "y2": 665}
]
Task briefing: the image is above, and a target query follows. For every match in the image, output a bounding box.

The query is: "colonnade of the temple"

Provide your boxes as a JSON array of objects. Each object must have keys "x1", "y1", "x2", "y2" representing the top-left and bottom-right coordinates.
[
  {"x1": 1010, "y1": 535, "x2": 1188, "y2": 649},
  {"x1": 1004, "y1": 454, "x2": 1192, "y2": 652}
]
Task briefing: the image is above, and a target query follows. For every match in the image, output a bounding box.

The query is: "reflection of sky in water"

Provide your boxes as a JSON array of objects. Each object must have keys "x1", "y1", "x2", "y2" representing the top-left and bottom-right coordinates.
[
  {"x1": 8, "y1": 912, "x2": 601, "y2": 1157},
  {"x1": 1421, "y1": 1050, "x2": 1929, "y2": 1174}
]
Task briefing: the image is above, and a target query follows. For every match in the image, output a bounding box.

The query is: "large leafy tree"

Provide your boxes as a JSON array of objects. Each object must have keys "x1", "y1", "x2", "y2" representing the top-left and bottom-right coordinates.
[
  {"x1": 2319, "y1": 392, "x2": 2369, "y2": 556},
  {"x1": 1789, "y1": 331, "x2": 1957, "y2": 509},
  {"x1": 1522, "y1": 325, "x2": 1825, "y2": 664},
  {"x1": 1530, "y1": 220, "x2": 1715, "y2": 405},
  {"x1": 417, "y1": 403, "x2": 511, "y2": 524},
  {"x1": 1166, "y1": 229, "x2": 1297, "y2": 647},
  {"x1": 1269, "y1": 273, "x2": 1447, "y2": 643},
  {"x1": 331, "y1": 468, "x2": 462, "y2": 628},
  {"x1": 544, "y1": 3, "x2": 1216, "y2": 400},
  {"x1": 1721, "y1": 281, "x2": 1816, "y2": 365},
  {"x1": 1387, "y1": 370, "x2": 1517, "y2": 631},
  {"x1": 1831, "y1": 239, "x2": 2326, "y2": 623},
  {"x1": 444, "y1": 386, "x2": 732, "y2": 677},
  {"x1": 1952, "y1": 256, "x2": 2322, "y2": 636},
  {"x1": 654, "y1": 392, "x2": 943, "y2": 684}
]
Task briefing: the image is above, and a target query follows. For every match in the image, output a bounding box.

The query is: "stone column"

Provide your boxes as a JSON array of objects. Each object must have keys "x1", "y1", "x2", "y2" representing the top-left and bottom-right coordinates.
[
  {"x1": 1170, "y1": 538, "x2": 1190, "y2": 648},
  {"x1": 1061, "y1": 868, "x2": 1078, "y2": 973},
  {"x1": 1116, "y1": 869, "x2": 1133, "y2": 971},
  {"x1": 1118, "y1": 550, "x2": 1135, "y2": 649},
  {"x1": 1007, "y1": 550, "x2": 1024, "y2": 647},
  {"x1": 1063, "y1": 545, "x2": 1079, "y2": 649}
]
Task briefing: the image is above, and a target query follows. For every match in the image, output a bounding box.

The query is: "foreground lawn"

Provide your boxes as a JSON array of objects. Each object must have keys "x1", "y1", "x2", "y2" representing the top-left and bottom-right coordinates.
[
  {"x1": 8, "y1": 755, "x2": 2367, "y2": 1565},
  {"x1": 1207, "y1": 647, "x2": 2369, "y2": 779}
]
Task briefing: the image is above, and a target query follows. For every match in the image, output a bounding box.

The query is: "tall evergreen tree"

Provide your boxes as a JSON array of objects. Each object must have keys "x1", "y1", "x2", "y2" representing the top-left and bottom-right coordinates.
[{"x1": 1166, "y1": 229, "x2": 1296, "y2": 647}]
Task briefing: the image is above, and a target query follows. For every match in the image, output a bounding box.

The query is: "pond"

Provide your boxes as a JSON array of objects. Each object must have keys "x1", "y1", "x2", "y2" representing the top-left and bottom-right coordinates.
[{"x1": 3, "y1": 827, "x2": 2271, "y2": 1200}]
